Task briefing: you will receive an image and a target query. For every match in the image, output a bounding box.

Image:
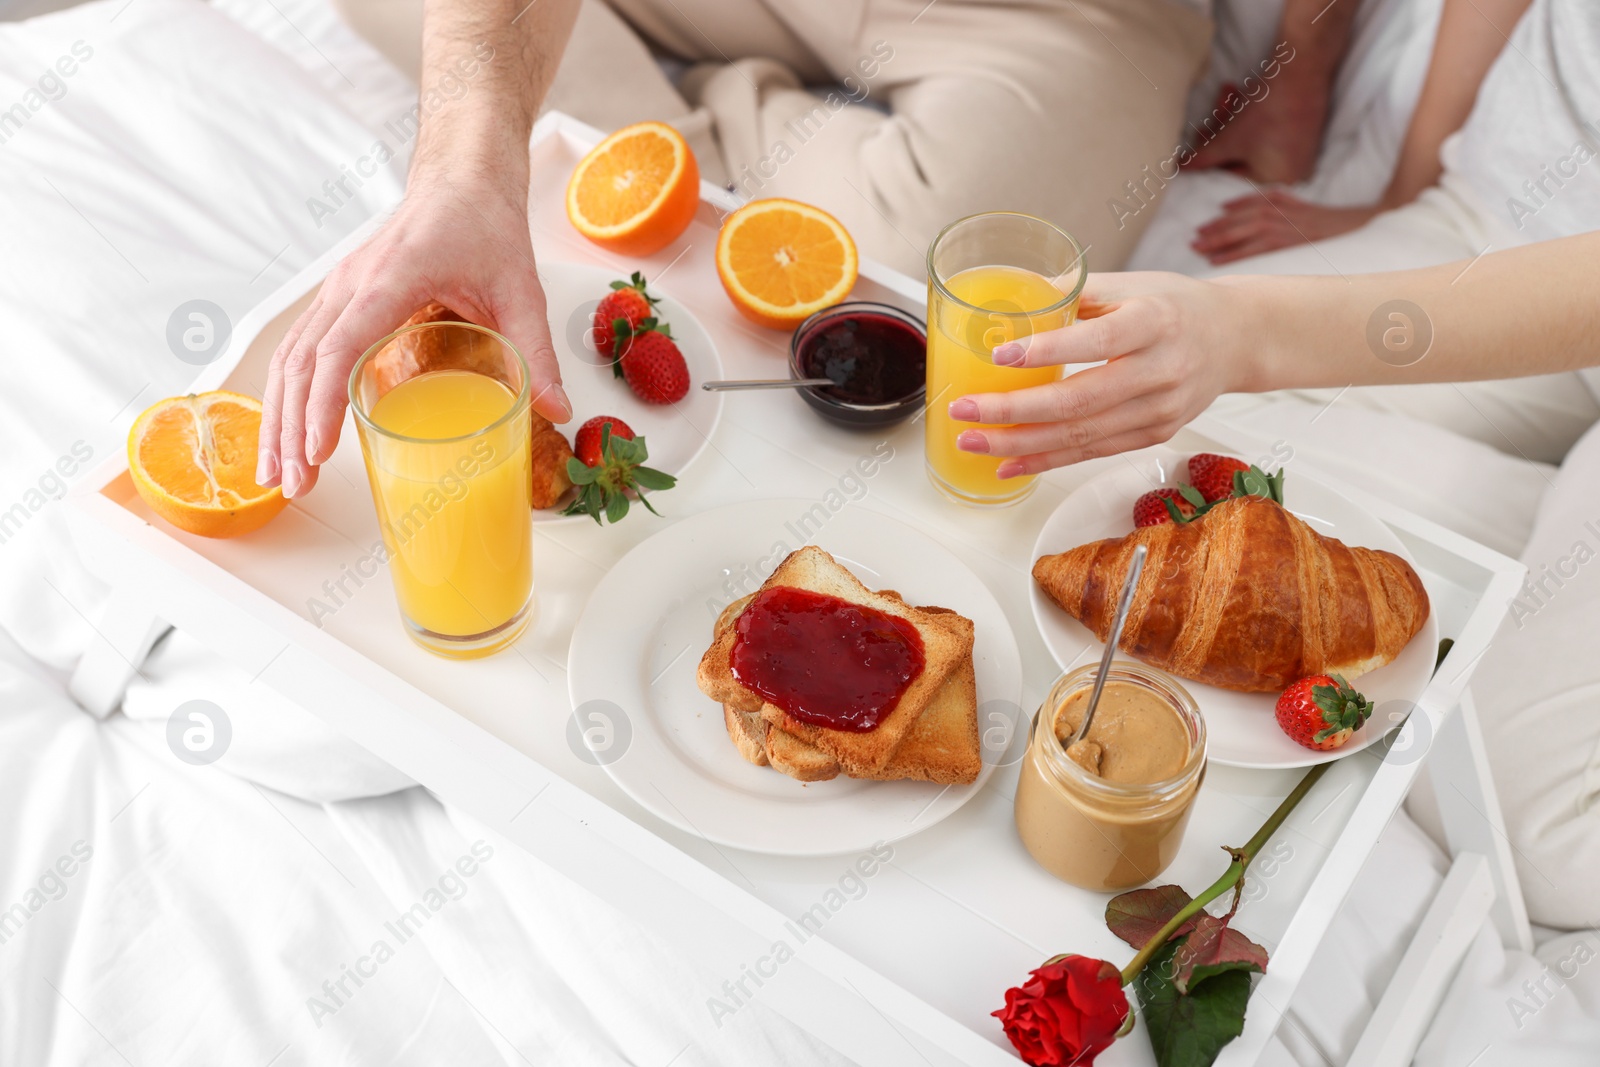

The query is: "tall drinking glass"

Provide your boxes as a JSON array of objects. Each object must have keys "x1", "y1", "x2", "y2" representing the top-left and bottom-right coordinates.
[
  {"x1": 349, "y1": 321, "x2": 534, "y2": 658},
  {"x1": 925, "y1": 212, "x2": 1087, "y2": 506}
]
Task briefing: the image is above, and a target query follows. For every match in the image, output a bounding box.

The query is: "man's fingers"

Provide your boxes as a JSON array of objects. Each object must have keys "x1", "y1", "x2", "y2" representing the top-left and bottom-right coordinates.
[
  {"x1": 304, "y1": 283, "x2": 427, "y2": 466},
  {"x1": 257, "y1": 295, "x2": 324, "y2": 488},
  {"x1": 1182, "y1": 128, "x2": 1244, "y2": 172},
  {"x1": 494, "y1": 277, "x2": 570, "y2": 423},
  {"x1": 276, "y1": 295, "x2": 348, "y2": 498}
]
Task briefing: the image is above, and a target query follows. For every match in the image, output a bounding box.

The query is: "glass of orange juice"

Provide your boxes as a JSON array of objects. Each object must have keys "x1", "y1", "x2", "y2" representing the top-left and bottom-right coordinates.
[
  {"x1": 925, "y1": 212, "x2": 1087, "y2": 507},
  {"x1": 349, "y1": 321, "x2": 534, "y2": 658}
]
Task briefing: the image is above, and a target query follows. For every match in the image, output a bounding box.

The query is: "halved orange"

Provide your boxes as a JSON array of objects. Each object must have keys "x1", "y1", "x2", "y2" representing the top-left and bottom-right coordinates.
[
  {"x1": 128, "y1": 391, "x2": 287, "y2": 538},
  {"x1": 566, "y1": 121, "x2": 699, "y2": 257},
  {"x1": 715, "y1": 198, "x2": 858, "y2": 330}
]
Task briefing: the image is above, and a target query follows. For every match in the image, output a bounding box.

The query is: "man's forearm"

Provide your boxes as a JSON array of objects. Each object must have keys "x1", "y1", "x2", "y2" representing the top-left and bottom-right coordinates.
[
  {"x1": 409, "y1": 0, "x2": 581, "y2": 195},
  {"x1": 1275, "y1": 0, "x2": 1358, "y2": 86},
  {"x1": 1240, "y1": 231, "x2": 1600, "y2": 392}
]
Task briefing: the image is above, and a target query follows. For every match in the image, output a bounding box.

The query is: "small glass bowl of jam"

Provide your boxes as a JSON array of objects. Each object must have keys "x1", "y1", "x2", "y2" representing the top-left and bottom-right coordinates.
[{"x1": 788, "y1": 301, "x2": 926, "y2": 427}]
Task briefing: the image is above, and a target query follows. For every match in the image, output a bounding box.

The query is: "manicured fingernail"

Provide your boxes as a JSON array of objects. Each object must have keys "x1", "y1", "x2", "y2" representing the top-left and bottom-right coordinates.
[
  {"x1": 282, "y1": 463, "x2": 301, "y2": 499},
  {"x1": 957, "y1": 430, "x2": 989, "y2": 454},
  {"x1": 304, "y1": 428, "x2": 321, "y2": 465},
  {"x1": 948, "y1": 398, "x2": 979, "y2": 421},
  {"x1": 551, "y1": 383, "x2": 573, "y2": 420},
  {"x1": 992, "y1": 343, "x2": 1024, "y2": 366},
  {"x1": 995, "y1": 461, "x2": 1024, "y2": 480},
  {"x1": 256, "y1": 450, "x2": 278, "y2": 487}
]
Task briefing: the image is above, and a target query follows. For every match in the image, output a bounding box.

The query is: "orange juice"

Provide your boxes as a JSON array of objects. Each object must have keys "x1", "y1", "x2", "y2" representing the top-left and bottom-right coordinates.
[
  {"x1": 363, "y1": 369, "x2": 533, "y2": 651},
  {"x1": 925, "y1": 264, "x2": 1076, "y2": 504}
]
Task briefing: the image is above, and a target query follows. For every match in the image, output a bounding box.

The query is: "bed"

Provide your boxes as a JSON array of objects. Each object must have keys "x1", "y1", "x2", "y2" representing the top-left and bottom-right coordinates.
[{"x1": 1, "y1": 0, "x2": 1595, "y2": 1064}]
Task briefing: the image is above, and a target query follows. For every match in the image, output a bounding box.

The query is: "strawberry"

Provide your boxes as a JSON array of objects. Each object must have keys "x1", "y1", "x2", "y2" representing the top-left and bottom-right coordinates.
[
  {"x1": 572, "y1": 415, "x2": 636, "y2": 469},
  {"x1": 1275, "y1": 674, "x2": 1374, "y2": 751},
  {"x1": 1187, "y1": 453, "x2": 1251, "y2": 503},
  {"x1": 593, "y1": 272, "x2": 660, "y2": 362},
  {"x1": 1133, "y1": 487, "x2": 1203, "y2": 527},
  {"x1": 614, "y1": 318, "x2": 690, "y2": 403},
  {"x1": 562, "y1": 418, "x2": 676, "y2": 525},
  {"x1": 1128, "y1": 462, "x2": 1288, "y2": 531}
]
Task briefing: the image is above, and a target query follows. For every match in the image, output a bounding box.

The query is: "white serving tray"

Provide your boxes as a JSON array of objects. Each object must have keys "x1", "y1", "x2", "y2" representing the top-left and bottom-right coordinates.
[{"x1": 64, "y1": 113, "x2": 1525, "y2": 1066}]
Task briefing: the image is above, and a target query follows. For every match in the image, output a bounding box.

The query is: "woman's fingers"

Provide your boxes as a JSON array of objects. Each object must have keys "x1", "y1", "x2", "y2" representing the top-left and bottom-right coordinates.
[
  {"x1": 994, "y1": 424, "x2": 1184, "y2": 479},
  {"x1": 950, "y1": 357, "x2": 1163, "y2": 428},
  {"x1": 956, "y1": 390, "x2": 1181, "y2": 460},
  {"x1": 989, "y1": 299, "x2": 1156, "y2": 371},
  {"x1": 1205, "y1": 233, "x2": 1296, "y2": 265}
]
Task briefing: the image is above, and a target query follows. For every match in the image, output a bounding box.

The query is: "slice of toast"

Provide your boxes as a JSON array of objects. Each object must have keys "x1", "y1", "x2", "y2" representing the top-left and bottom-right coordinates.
[
  {"x1": 765, "y1": 723, "x2": 842, "y2": 782},
  {"x1": 697, "y1": 547, "x2": 972, "y2": 776},
  {"x1": 711, "y1": 578, "x2": 980, "y2": 784},
  {"x1": 723, "y1": 705, "x2": 771, "y2": 767}
]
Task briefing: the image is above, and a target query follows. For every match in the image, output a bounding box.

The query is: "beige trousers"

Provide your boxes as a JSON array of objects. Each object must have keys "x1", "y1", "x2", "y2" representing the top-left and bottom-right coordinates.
[{"x1": 335, "y1": 0, "x2": 1213, "y2": 277}]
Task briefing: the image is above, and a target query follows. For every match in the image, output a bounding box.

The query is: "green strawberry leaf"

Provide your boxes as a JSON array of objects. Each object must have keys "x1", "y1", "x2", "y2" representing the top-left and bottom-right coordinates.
[
  {"x1": 609, "y1": 279, "x2": 629, "y2": 291},
  {"x1": 566, "y1": 457, "x2": 601, "y2": 485},
  {"x1": 560, "y1": 483, "x2": 604, "y2": 524},
  {"x1": 631, "y1": 465, "x2": 677, "y2": 491},
  {"x1": 1178, "y1": 484, "x2": 1207, "y2": 508},
  {"x1": 611, "y1": 317, "x2": 632, "y2": 370},
  {"x1": 1106, "y1": 885, "x2": 1196, "y2": 949},
  {"x1": 638, "y1": 491, "x2": 663, "y2": 516},
  {"x1": 1134, "y1": 939, "x2": 1251, "y2": 1067},
  {"x1": 1170, "y1": 914, "x2": 1268, "y2": 994},
  {"x1": 604, "y1": 490, "x2": 630, "y2": 525}
]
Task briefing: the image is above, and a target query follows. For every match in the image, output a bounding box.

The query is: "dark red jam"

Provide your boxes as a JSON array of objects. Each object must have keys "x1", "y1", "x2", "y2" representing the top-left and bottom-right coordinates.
[
  {"x1": 797, "y1": 311, "x2": 925, "y2": 405},
  {"x1": 730, "y1": 586, "x2": 925, "y2": 732}
]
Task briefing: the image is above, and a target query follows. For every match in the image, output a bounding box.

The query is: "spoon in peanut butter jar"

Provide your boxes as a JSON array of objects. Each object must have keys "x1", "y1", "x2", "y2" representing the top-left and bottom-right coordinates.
[{"x1": 1067, "y1": 544, "x2": 1148, "y2": 775}]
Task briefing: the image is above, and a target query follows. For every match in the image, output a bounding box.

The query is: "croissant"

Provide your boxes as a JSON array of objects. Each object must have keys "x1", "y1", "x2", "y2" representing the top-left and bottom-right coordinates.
[{"x1": 1032, "y1": 496, "x2": 1430, "y2": 692}]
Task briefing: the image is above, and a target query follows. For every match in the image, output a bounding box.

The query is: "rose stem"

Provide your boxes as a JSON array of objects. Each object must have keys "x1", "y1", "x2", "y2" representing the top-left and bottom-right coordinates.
[{"x1": 1119, "y1": 761, "x2": 1330, "y2": 985}]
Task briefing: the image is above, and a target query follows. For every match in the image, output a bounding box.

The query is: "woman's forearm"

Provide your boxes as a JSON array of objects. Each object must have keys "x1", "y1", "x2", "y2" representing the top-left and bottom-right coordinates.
[
  {"x1": 1380, "y1": 0, "x2": 1532, "y2": 208},
  {"x1": 1245, "y1": 231, "x2": 1600, "y2": 392}
]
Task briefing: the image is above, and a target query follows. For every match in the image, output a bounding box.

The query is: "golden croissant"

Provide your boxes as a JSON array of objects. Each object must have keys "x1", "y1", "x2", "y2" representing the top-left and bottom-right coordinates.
[{"x1": 1032, "y1": 496, "x2": 1430, "y2": 692}]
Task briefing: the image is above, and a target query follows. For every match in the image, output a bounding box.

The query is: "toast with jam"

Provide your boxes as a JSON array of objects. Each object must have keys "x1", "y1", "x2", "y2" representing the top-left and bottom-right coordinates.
[{"x1": 700, "y1": 550, "x2": 980, "y2": 783}]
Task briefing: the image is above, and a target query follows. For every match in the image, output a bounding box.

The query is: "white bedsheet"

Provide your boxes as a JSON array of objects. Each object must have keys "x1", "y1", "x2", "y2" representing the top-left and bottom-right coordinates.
[{"x1": 1, "y1": 0, "x2": 1595, "y2": 1064}]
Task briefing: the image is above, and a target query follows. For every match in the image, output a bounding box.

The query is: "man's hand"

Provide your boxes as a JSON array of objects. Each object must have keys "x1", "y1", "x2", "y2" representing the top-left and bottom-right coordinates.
[
  {"x1": 1192, "y1": 188, "x2": 1377, "y2": 265},
  {"x1": 1184, "y1": 0, "x2": 1359, "y2": 185},
  {"x1": 256, "y1": 175, "x2": 569, "y2": 498},
  {"x1": 1182, "y1": 83, "x2": 1329, "y2": 185},
  {"x1": 256, "y1": 0, "x2": 581, "y2": 499}
]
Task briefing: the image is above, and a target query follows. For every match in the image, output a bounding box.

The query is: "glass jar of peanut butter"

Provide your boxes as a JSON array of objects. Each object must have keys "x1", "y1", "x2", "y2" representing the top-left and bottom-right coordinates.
[{"x1": 1014, "y1": 662, "x2": 1206, "y2": 891}]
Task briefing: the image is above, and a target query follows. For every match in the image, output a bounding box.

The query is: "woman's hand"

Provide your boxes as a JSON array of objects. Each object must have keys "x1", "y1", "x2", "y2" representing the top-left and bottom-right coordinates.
[
  {"x1": 256, "y1": 173, "x2": 570, "y2": 499},
  {"x1": 1192, "y1": 188, "x2": 1377, "y2": 265},
  {"x1": 946, "y1": 273, "x2": 1256, "y2": 477}
]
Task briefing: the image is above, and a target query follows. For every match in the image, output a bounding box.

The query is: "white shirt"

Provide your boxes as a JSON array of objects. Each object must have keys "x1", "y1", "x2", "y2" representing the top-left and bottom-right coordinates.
[{"x1": 1448, "y1": 0, "x2": 1600, "y2": 243}]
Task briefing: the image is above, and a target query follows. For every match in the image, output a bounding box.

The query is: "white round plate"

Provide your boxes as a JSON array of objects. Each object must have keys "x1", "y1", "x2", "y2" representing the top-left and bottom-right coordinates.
[
  {"x1": 1028, "y1": 448, "x2": 1438, "y2": 770},
  {"x1": 535, "y1": 260, "x2": 723, "y2": 523},
  {"x1": 568, "y1": 499, "x2": 1024, "y2": 856}
]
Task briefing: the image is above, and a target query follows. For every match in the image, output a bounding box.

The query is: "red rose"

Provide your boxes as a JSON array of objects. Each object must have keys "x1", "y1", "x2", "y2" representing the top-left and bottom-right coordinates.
[{"x1": 993, "y1": 955, "x2": 1129, "y2": 1066}]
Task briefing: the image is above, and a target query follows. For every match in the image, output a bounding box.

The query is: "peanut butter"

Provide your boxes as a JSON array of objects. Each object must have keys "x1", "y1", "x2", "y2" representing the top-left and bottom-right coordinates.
[
  {"x1": 1053, "y1": 683, "x2": 1190, "y2": 784},
  {"x1": 1014, "y1": 664, "x2": 1206, "y2": 892}
]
